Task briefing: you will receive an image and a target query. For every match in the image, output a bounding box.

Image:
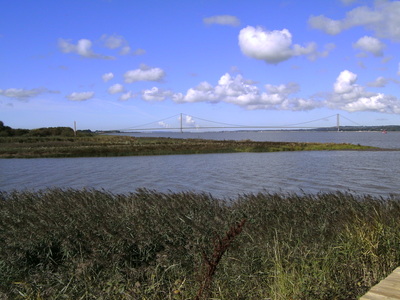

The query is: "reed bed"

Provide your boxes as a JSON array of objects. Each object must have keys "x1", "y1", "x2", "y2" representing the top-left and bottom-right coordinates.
[{"x1": 1, "y1": 189, "x2": 399, "y2": 299}]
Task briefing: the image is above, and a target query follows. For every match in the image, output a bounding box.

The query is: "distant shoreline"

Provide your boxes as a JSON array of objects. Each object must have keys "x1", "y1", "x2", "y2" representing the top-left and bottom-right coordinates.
[{"x1": 0, "y1": 135, "x2": 379, "y2": 159}]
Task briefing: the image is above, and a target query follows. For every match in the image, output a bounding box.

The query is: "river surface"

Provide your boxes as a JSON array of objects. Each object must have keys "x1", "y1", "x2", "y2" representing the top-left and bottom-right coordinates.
[{"x1": 1, "y1": 131, "x2": 400, "y2": 199}]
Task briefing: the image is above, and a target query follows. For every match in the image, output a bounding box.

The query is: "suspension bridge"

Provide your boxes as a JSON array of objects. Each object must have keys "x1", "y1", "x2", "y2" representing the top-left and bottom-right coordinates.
[{"x1": 114, "y1": 113, "x2": 363, "y2": 133}]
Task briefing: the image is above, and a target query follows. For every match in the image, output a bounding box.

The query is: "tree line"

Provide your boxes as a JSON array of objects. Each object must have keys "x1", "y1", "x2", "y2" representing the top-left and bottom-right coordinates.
[{"x1": 0, "y1": 121, "x2": 93, "y2": 137}]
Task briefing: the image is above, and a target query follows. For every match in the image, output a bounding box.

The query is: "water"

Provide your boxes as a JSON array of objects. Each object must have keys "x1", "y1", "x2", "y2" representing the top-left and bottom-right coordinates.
[{"x1": 1, "y1": 131, "x2": 400, "y2": 199}]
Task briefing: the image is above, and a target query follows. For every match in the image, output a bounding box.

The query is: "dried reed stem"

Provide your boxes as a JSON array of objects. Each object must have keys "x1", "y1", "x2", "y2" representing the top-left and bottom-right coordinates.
[{"x1": 194, "y1": 219, "x2": 246, "y2": 300}]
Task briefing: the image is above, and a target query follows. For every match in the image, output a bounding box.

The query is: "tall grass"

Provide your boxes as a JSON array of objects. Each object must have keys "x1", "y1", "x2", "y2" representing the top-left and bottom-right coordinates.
[
  {"x1": 0, "y1": 135, "x2": 376, "y2": 158},
  {"x1": 0, "y1": 189, "x2": 399, "y2": 299}
]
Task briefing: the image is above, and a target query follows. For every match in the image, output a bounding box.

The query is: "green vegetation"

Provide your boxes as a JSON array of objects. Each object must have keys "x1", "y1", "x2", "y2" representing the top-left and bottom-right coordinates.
[
  {"x1": 0, "y1": 121, "x2": 93, "y2": 137},
  {"x1": 0, "y1": 189, "x2": 399, "y2": 299},
  {"x1": 0, "y1": 121, "x2": 379, "y2": 158},
  {"x1": 0, "y1": 135, "x2": 376, "y2": 158}
]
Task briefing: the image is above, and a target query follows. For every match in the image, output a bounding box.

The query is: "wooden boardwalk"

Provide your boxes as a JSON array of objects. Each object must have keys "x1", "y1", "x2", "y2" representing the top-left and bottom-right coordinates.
[{"x1": 360, "y1": 267, "x2": 400, "y2": 300}]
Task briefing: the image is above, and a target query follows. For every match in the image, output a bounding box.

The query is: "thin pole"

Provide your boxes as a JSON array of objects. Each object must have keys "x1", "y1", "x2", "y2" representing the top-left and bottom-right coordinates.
[
  {"x1": 180, "y1": 113, "x2": 183, "y2": 133},
  {"x1": 74, "y1": 121, "x2": 77, "y2": 137}
]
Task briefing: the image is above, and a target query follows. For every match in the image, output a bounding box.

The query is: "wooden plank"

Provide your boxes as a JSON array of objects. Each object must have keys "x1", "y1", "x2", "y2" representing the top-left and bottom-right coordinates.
[
  {"x1": 360, "y1": 267, "x2": 400, "y2": 300},
  {"x1": 372, "y1": 281, "x2": 400, "y2": 291},
  {"x1": 359, "y1": 293, "x2": 384, "y2": 300}
]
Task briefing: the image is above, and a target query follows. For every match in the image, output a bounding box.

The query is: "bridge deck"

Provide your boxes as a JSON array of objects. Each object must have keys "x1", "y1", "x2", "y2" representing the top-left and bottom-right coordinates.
[{"x1": 360, "y1": 267, "x2": 400, "y2": 300}]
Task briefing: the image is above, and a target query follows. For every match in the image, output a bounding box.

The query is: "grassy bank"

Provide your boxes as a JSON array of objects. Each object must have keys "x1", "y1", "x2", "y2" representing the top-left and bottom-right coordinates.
[
  {"x1": 1, "y1": 189, "x2": 399, "y2": 299},
  {"x1": 0, "y1": 135, "x2": 377, "y2": 158}
]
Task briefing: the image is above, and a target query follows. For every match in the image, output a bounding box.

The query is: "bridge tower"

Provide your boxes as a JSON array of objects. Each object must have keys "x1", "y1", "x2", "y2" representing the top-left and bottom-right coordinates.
[{"x1": 337, "y1": 114, "x2": 340, "y2": 132}]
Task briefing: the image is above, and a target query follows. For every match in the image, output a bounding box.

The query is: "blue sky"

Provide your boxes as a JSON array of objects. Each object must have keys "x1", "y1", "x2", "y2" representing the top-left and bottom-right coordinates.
[{"x1": 1, "y1": 0, "x2": 400, "y2": 130}]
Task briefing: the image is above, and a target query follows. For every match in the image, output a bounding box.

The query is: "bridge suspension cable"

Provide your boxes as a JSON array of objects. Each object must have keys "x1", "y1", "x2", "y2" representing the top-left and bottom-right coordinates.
[
  {"x1": 278, "y1": 114, "x2": 339, "y2": 128},
  {"x1": 114, "y1": 113, "x2": 363, "y2": 132},
  {"x1": 117, "y1": 114, "x2": 181, "y2": 131},
  {"x1": 338, "y1": 114, "x2": 363, "y2": 126}
]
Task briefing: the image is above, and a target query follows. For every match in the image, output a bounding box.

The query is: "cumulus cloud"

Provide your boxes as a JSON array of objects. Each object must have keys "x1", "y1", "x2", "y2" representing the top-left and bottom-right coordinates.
[
  {"x1": 126, "y1": 70, "x2": 400, "y2": 114},
  {"x1": 124, "y1": 65, "x2": 165, "y2": 83},
  {"x1": 176, "y1": 81, "x2": 218, "y2": 103},
  {"x1": 58, "y1": 38, "x2": 114, "y2": 59},
  {"x1": 120, "y1": 91, "x2": 136, "y2": 101},
  {"x1": 353, "y1": 36, "x2": 385, "y2": 56},
  {"x1": 309, "y1": 1, "x2": 400, "y2": 41},
  {"x1": 327, "y1": 70, "x2": 400, "y2": 113},
  {"x1": 132, "y1": 48, "x2": 146, "y2": 56},
  {"x1": 367, "y1": 76, "x2": 389, "y2": 87},
  {"x1": 203, "y1": 15, "x2": 241, "y2": 27},
  {"x1": 172, "y1": 71, "x2": 400, "y2": 113},
  {"x1": 158, "y1": 121, "x2": 170, "y2": 128},
  {"x1": 108, "y1": 84, "x2": 124, "y2": 94},
  {"x1": 101, "y1": 34, "x2": 126, "y2": 49},
  {"x1": 102, "y1": 72, "x2": 114, "y2": 82},
  {"x1": 238, "y1": 26, "x2": 331, "y2": 64},
  {"x1": 100, "y1": 34, "x2": 141, "y2": 56},
  {"x1": 184, "y1": 115, "x2": 196, "y2": 125},
  {"x1": 176, "y1": 115, "x2": 199, "y2": 128},
  {"x1": 183, "y1": 115, "x2": 199, "y2": 128},
  {"x1": 308, "y1": 43, "x2": 336, "y2": 60},
  {"x1": 341, "y1": 0, "x2": 358, "y2": 5},
  {"x1": 66, "y1": 91, "x2": 95, "y2": 101},
  {"x1": 119, "y1": 46, "x2": 132, "y2": 55},
  {"x1": 333, "y1": 70, "x2": 359, "y2": 94},
  {"x1": 141, "y1": 87, "x2": 172, "y2": 101},
  {"x1": 238, "y1": 27, "x2": 292, "y2": 63},
  {"x1": 0, "y1": 88, "x2": 58, "y2": 100},
  {"x1": 174, "y1": 73, "x2": 320, "y2": 111}
]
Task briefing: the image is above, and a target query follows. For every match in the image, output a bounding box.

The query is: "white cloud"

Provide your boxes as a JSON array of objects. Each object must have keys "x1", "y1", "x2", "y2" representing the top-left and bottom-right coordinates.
[
  {"x1": 119, "y1": 46, "x2": 131, "y2": 55},
  {"x1": 66, "y1": 91, "x2": 95, "y2": 101},
  {"x1": 178, "y1": 81, "x2": 219, "y2": 103},
  {"x1": 238, "y1": 26, "x2": 329, "y2": 64},
  {"x1": 102, "y1": 72, "x2": 114, "y2": 82},
  {"x1": 101, "y1": 34, "x2": 139, "y2": 56},
  {"x1": 327, "y1": 70, "x2": 400, "y2": 113},
  {"x1": 175, "y1": 73, "x2": 320, "y2": 111},
  {"x1": 333, "y1": 70, "x2": 359, "y2": 94},
  {"x1": 177, "y1": 115, "x2": 198, "y2": 128},
  {"x1": 238, "y1": 27, "x2": 293, "y2": 63},
  {"x1": 308, "y1": 43, "x2": 336, "y2": 60},
  {"x1": 108, "y1": 83, "x2": 124, "y2": 94},
  {"x1": 309, "y1": 1, "x2": 400, "y2": 41},
  {"x1": 367, "y1": 76, "x2": 389, "y2": 87},
  {"x1": 265, "y1": 82, "x2": 300, "y2": 95},
  {"x1": 341, "y1": 0, "x2": 358, "y2": 5},
  {"x1": 309, "y1": 16, "x2": 343, "y2": 35},
  {"x1": 0, "y1": 88, "x2": 58, "y2": 100},
  {"x1": 158, "y1": 121, "x2": 170, "y2": 128},
  {"x1": 353, "y1": 36, "x2": 385, "y2": 56},
  {"x1": 183, "y1": 115, "x2": 198, "y2": 128},
  {"x1": 101, "y1": 34, "x2": 126, "y2": 49},
  {"x1": 141, "y1": 87, "x2": 172, "y2": 101},
  {"x1": 124, "y1": 65, "x2": 165, "y2": 83},
  {"x1": 120, "y1": 91, "x2": 136, "y2": 101},
  {"x1": 184, "y1": 115, "x2": 196, "y2": 125},
  {"x1": 132, "y1": 48, "x2": 146, "y2": 56},
  {"x1": 58, "y1": 38, "x2": 114, "y2": 59},
  {"x1": 381, "y1": 56, "x2": 393, "y2": 64},
  {"x1": 100, "y1": 34, "x2": 147, "y2": 56},
  {"x1": 203, "y1": 15, "x2": 241, "y2": 27},
  {"x1": 129, "y1": 70, "x2": 400, "y2": 114}
]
